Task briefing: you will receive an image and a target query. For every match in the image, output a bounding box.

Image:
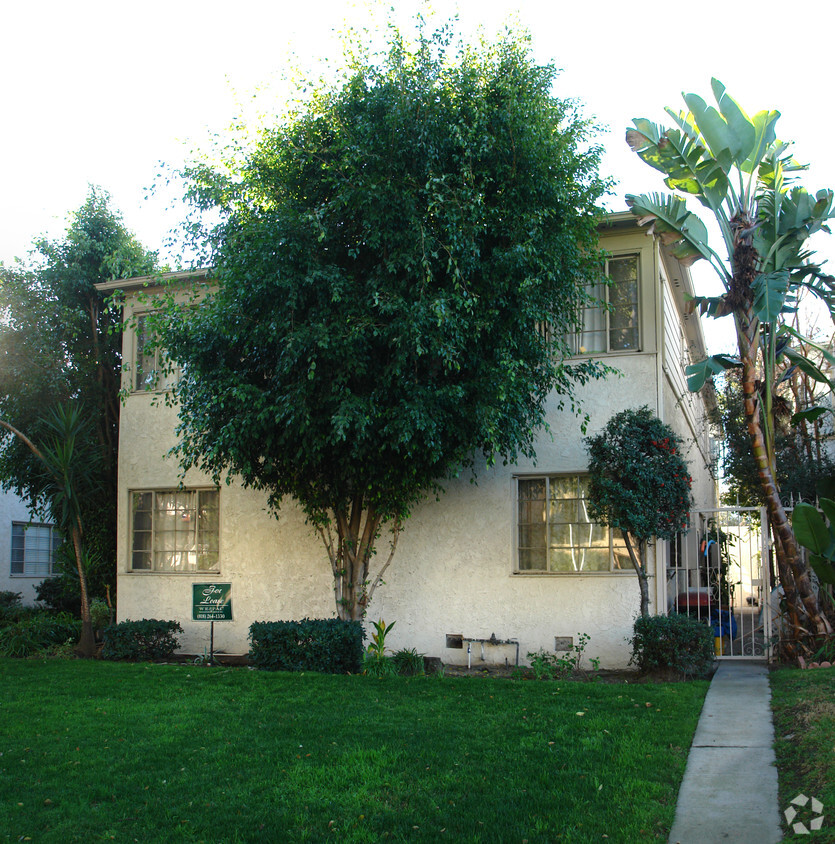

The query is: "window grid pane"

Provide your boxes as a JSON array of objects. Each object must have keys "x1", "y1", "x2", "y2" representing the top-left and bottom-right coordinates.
[
  {"x1": 131, "y1": 490, "x2": 220, "y2": 573},
  {"x1": 570, "y1": 255, "x2": 640, "y2": 354},
  {"x1": 517, "y1": 476, "x2": 619, "y2": 573}
]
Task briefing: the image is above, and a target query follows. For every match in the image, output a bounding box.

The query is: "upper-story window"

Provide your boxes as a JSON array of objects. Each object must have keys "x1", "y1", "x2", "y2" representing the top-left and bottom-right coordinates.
[
  {"x1": 572, "y1": 254, "x2": 640, "y2": 355},
  {"x1": 134, "y1": 313, "x2": 178, "y2": 392}
]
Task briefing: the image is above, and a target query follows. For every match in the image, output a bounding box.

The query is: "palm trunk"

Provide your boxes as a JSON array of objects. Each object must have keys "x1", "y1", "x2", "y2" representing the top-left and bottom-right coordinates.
[{"x1": 731, "y1": 222, "x2": 830, "y2": 645}]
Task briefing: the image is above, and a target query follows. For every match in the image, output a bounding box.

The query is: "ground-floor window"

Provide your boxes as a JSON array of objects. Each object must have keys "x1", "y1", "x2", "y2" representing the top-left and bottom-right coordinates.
[
  {"x1": 130, "y1": 489, "x2": 219, "y2": 572},
  {"x1": 10, "y1": 522, "x2": 60, "y2": 577},
  {"x1": 516, "y1": 475, "x2": 629, "y2": 573}
]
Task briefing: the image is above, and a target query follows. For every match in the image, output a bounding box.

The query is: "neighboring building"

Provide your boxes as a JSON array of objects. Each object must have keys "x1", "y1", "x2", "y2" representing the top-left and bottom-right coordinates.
[
  {"x1": 99, "y1": 213, "x2": 717, "y2": 667},
  {"x1": 0, "y1": 488, "x2": 59, "y2": 604}
]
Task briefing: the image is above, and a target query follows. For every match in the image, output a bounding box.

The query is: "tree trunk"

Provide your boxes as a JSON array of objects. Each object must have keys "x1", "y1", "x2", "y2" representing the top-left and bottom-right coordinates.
[
  {"x1": 316, "y1": 497, "x2": 400, "y2": 621},
  {"x1": 621, "y1": 528, "x2": 650, "y2": 618},
  {"x1": 71, "y1": 521, "x2": 96, "y2": 658}
]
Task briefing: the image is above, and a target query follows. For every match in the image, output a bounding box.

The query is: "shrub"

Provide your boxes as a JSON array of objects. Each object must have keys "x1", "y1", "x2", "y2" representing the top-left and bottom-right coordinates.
[
  {"x1": 101, "y1": 619, "x2": 183, "y2": 662},
  {"x1": 34, "y1": 575, "x2": 82, "y2": 615},
  {"x1": 0, "y1": 591, "x2": 23, "y2": 625},
  {"x1": 248, "y1": 618, "x2": 365, "y2": 673},
  {"x1": 0, "y1": 611, "x2": 81, "y2": 657},
  {"x1": 89, "y1": 598, "x2": 112, "y2": 631},
  {"x1": 391, "y1": 647, "x2": 426, "y2": 677},
  {"x1": 629, "y1": 614, "x2": 714, "y2": 678}
]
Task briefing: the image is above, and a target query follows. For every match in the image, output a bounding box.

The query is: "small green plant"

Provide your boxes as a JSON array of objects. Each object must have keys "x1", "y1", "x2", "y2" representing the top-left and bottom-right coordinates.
[
  {"x1": 101, "y1": 619, "x2": 183, "y2": 662},
  {"x1": 89, "y1": 598, "x2": 111, "y2": 631},
  {"x1": 392, "y1": 647, "x2": 425, "y2": 676},
  {"x1": 362, "y1": 651, "x2": 397, "y2": 677},
  {"x1": 810, "y1": 636, "x2": 835, "y2": 665},
  {"x1": 629, "y1": 614, "x2": 714, "y2": 678},
  {"x1": 366, "y1": 619, "x2": 395, "y2": 657},
  {"x1": 527, "y1": 633, "x2": 598, "y2": 680},
  {"x1": 363, "y1": 619, "x2": 397, "y2": 677}
]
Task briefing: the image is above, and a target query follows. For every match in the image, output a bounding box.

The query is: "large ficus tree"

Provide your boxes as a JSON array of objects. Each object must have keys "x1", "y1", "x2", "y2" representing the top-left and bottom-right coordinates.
[
  {"x1": 625, "y1": 80, "x2": 834, "y2": 649},
  {"x1": 158, "y1": 23, "x2": 610, "y2": 620},
  {"x1": 585, "y1": 407, "x2": 692, "y2": 618}
]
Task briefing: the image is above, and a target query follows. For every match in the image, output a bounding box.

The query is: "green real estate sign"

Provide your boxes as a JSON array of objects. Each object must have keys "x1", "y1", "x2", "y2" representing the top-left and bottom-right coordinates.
[{"x1": 192, "y1": 583, "x2": 233, "y2": 622}]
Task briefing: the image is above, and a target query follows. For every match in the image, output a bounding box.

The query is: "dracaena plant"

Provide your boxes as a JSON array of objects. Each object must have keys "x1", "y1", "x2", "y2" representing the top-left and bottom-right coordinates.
[{"x1": 625, "y1": 80, "x2": 835, "y2": 650}]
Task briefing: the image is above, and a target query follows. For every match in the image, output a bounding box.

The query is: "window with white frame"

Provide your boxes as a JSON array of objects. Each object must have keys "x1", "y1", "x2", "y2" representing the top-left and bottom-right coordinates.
[
  {"x1": 134, "y1": 313, "x2": 178, "y2": 391},
  {"x1": 572, "y1": 254, "x2": 640, "y2": 354},
  {"x1": 130, "y1": 489, "x2": 219, "y2": 572},
  {"x1": 11, "y1": 522, "x2": 61, "y2": 577},
  {"x1": 516, "y1": 475, "x2": 629, "y2": 573}
]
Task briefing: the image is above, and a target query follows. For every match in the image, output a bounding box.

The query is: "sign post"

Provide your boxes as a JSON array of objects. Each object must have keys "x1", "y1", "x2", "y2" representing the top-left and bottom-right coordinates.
[{"x1": 192, "y1": 583, "x2": 233, "y2": 665}]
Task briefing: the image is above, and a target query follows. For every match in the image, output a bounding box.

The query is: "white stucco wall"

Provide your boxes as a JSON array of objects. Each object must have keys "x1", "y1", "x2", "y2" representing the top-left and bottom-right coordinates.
[{"x1": 112, "y1": 222, "x2": 716, "y2": 669}]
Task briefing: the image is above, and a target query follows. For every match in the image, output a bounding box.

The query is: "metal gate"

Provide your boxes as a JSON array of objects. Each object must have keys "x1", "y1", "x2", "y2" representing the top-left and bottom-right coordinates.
[{"x1": 666, "y1": 507, "x2": 772, "y2": 660}]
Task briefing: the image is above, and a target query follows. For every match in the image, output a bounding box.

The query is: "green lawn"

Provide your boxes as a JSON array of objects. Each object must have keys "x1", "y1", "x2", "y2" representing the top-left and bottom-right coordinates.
[
  {"x1": 771, "y1": 666, "x2": 835, "y2": 842},
  {"x1": 0, "y1": 660, "x2": 709, "y2": 843}
]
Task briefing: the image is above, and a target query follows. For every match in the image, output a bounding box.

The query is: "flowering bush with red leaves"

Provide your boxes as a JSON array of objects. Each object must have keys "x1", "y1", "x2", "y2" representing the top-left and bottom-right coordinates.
[{"x1": 584, "y1": 406, "x2": 692, "y2": 544}]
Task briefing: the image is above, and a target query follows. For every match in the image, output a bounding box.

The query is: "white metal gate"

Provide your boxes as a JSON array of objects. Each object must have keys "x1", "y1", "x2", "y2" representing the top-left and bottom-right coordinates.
[{"x1": 667, "y1": 507, "x2": 772, "y2": 660}]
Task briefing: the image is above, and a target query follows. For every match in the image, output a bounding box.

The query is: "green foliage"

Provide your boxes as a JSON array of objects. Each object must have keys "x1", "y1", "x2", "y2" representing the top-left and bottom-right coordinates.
[
  {"x1": 585, "y1": 407, "x2": 692, "y2": 544},
  {"x1": 157, "y1": 21, "x2": 610, "y2": 618},
  {"x1": 0, "y1": 590, "x2": 22, "y2": 611},
  {"x1": 0, "y1": 186, "x2": 157, "y2": 601},
  {"x1": 34, "y1": 574, "x2": 81, "y2": 615},
  {"x1": 101, "y1": 619, "x2": 183, "y2": 662},
  {"x1": 0, "y1": 611, "x2": 81, "y2": 658},
  {"x1": 89, "y1": 598, "x2": 112, "y2": 630},
  {"x1": 527, "y1": 633, "x2": 596, "y2": 680},
  {"x1": 629, "y1": 614, "x2": 714, "y2": 678},
  {"x1": 391, "y1": 647, "x2": 426, "y2": 677},
  {"x1": 713, "y1": 371, "x2": 835, "y2": 508},
  {"x1": 363, "y1": 619, "x2": 397, "y2": 675},
  {"x1": 248, "y1": 618, "x2": 365, "y2": 673},
  {"x1": 792, "y1": 499, "x2": 835, "y2": 586}
]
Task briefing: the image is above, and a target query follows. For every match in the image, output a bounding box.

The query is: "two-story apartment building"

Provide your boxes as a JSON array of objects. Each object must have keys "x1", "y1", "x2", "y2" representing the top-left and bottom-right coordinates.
[{"x1": 99, "y1": 212, "x2": 716, "y2": 667}]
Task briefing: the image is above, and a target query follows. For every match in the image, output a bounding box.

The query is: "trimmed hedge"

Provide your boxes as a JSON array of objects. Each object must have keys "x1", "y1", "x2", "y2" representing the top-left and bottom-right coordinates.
[
  {"x1": 101, "y1": 619, "x2": 183, "y2": 662},
  {"x1": 629, "y1": 613, "x2": 715, "y2": 678},
  {"x1": 249, "y1": 618, "x2": 365, "y2": 673}
]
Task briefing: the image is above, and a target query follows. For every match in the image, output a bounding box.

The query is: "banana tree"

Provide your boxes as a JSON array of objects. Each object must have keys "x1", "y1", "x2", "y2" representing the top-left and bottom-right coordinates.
[{"x1": 625, "y1": 80, "x2": 835, "y2": 651}]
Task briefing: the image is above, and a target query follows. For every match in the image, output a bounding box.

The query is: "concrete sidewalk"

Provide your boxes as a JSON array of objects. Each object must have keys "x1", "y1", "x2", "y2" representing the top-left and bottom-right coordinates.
[{"x1": 668, "y1": 661, "x2": 782, "y2": 844}]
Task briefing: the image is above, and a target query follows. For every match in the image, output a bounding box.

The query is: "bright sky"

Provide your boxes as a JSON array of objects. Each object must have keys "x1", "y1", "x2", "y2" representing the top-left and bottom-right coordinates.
[{"x1": 3, "y1": 0, "x2": 833, "y2": 355}]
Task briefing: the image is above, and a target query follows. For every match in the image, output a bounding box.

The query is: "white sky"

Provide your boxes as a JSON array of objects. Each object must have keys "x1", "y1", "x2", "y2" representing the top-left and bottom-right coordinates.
[{"x1": 3, "y1": 0, "x2": 834, "y2": 355}]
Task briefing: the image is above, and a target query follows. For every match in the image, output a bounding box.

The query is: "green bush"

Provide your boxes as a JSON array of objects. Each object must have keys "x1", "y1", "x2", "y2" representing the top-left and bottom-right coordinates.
[
  {"x1": 34, "y1": 575, "x2": 82, "y2": 616},
  {"x1": 89, "y1": 598, "x2": 112, "y2": 631},
  {"x1": 0, "y1": 612, "x2": 81, "y2": 657},
  {"x1": 0, "y1": 591, "x2": 23, "y2": 625},
  {"x1": 101, "y1": 619, "x2": 183, "y2": 662},
  {"x1": 391, "y1": 647, "x2": 426, "y2": 676},
  {"x1": 629, "y1": 614, "x2": 714, "y2": 678},
  {"x1": 248, "y1": 618, "x2": 365, "y2": 673}
]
